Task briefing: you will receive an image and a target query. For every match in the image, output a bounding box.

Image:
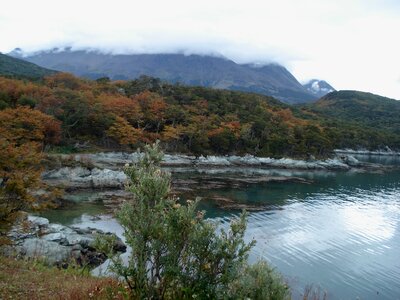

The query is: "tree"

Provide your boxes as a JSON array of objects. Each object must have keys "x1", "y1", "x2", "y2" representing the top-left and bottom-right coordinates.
[
  {"x1": 96, "y1": 142, "x2": 290, "y2": 299},
  {"x1": 106, "y1": 116, "x2": 142, "y2": 146},
  {"x1": 98, "y1": 93, "x2": 142, "y2": 126},
  {"x1": 0, "y1": 107, "x2": 61, "y2": 228}
]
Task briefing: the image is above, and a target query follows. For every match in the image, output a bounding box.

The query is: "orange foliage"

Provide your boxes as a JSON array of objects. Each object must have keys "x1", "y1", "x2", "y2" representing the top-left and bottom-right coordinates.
[
  {"x1": 133, "y1": 91, "x2": 167, "y2": 119},
  {"x1": 207, "y1": 121, "x2": 241, "y2": 138},
  {"x1": 184, "y1": 99, "x2": 209, "y2": 115},
  {"x1": 140, "y1": 132, "x2": 162, "y2": 144},
  {"x1": 207, "y1": 127, "x2": 224, "y2": 138},
  {"x1": 0, "y1": 140, "x2": 42, "y2": 218},
  {"x1": 44, "y1": 73, "x2": 90, "y2": 90},
  {"x1": 276, "y1": 108, "x2": 308, "y2": 127},
  {"x1": 0, "y1": 106, "x2": 61, "y2": 146},
  {"x1": 98, "y1": 93, "x2": 142, "y2": 123},
  {"x1": 0, "y1": 77, "x2": 51, "y2": 107},
  {"x1": 161, "y1": 125, "x2": 184, "y2": 142},
  {"x1": 222, "y1": 121, "x2": 241, "y2": 138},
  {"x1": 106, "y1": 117, "x2": 141, "y2": 146},
  {"x1": 0, "y1": 107, "x2": 61, "y2": 220}
]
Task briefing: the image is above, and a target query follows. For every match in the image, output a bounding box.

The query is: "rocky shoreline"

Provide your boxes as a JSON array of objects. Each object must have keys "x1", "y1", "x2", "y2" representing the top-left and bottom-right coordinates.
[
  {"x1": 42, "y1": 152, "x2": 388, "y2": 191},
  {"x1": 334, "y1": 148, "x2": 400, "y2": 156},
  {"x1": 48, "y1": 152, "x2": 361, "y2": 170},
  {"x1": 1, "y1": 214, "x2": 126, "y2": 268}
]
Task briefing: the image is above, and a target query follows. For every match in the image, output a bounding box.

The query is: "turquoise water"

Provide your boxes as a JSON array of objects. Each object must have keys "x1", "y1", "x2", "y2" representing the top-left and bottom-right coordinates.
[{"x1": 41, "y1": 155, "x2": 400, "y2": 299}]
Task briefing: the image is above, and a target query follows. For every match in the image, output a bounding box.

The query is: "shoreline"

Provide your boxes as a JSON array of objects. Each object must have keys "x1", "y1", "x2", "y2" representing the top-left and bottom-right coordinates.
[
  {"x1": 42, "y1": 152, "x2": 391, "y2": 190},
  {"x1": 334, "y1": 149, "x2": 400, "y2": 156}
]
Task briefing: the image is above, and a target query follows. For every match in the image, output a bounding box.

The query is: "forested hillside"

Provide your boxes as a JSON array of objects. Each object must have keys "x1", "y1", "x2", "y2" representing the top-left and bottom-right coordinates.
[
  {"x1": 0, "y1": 53, "x2": 56, "y2": 79},
  {"x1": 301, "y1": 90, "x2": 400, "y2": 150},
  {"x1": 1, "y1": 74, "x2": 399, "y2": 158}
]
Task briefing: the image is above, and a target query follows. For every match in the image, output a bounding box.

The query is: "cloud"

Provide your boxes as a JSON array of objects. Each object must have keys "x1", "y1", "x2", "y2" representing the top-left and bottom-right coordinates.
[{"x1": 1, "y1": 0, "x2": 400, "y2": 99}]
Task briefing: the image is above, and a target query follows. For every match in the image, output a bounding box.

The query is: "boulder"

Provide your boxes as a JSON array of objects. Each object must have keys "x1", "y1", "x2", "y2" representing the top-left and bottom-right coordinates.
[
  {"x1": 27, "y1": 216, "x2": 49, "y2": 228},
  {"x1": 19, "y1": 238, "x2": 71, "y2": 264},
  {"x1": 3, "y1": 215, "x2": 127, "y2": 268}
]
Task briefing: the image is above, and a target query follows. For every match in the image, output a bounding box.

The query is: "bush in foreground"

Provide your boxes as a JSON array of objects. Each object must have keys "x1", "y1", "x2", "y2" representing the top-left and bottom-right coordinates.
[{"x1": 97, "y1": 142, "x2": 290, "y2": 299}]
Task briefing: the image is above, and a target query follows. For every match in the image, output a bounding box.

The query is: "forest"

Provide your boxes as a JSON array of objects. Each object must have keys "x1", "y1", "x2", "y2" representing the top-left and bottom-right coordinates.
[{"x1": 1, "y1": 73, "x2": 399, "y2": 161}]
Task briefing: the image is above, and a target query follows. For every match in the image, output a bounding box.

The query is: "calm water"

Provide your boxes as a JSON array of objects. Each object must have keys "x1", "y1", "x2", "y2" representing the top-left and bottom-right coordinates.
[{"x1": 41, "y1": 155, "x2": 400, "y2": 299}]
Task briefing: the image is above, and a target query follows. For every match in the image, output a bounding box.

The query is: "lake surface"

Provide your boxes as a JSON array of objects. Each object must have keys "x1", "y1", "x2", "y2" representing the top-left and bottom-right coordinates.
[{"x1": 41, "y1": 155, "x2": 400, "y2": 299}]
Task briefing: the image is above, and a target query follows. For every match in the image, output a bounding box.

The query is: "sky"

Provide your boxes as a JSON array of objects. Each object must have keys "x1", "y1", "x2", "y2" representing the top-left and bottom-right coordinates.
[{"x1": 1, "y1": 0, "x2": 400, "y2": 99}]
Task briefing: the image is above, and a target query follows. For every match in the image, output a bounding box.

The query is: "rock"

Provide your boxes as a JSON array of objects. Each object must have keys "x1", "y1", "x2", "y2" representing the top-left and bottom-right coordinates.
[
  {"x1": 3, "y1": 214, "x2": 127, "y2": 268},
  {"x1": 43, "y1": 166, "x2": 91, "y2": 180},
  {"x1": 19, "y1": 238, "x2": 71, "y2": 264},
  {"x1": 42, "y1": 232, "x2": 66, "y2": 242},
  {"x1": 80, "y1": 250, "x2": 107, "y2": 267},
  {"x1": 43, "y1": 167, "x2": 127, "y2": 189},
  {"x1": 71, "y1": 249, "x2": 82, "y2": 259},
  {"x1": 112, "y1": 239, "x2": 127, "y2": 252},
  {"x1": 72, "y1": 244, "x2": 83, "y2": 251},
  {"x1": 64, "y1": 233, "x2": 94, "y2": 247},
  {"x1": 342, "y1": 155, "x2": 360, "y2": 166},
  {"x1": 210, "y1": 196, "x2": 269, "y2": 211},
  {"x1": 90, "y1": 168, "x2": 127, "y2": 188},
  {"x1": 27, "y1": 216, "x2": 49, "y2": 228},
  {"x1": 46, "y1": 223, "x2": 74, "y2": 234}
]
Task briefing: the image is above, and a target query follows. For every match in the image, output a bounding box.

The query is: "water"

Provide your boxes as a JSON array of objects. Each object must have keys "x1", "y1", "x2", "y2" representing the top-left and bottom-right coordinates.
[{"x1": 40, "y1": 155, "x2": 400, "y2": 299}]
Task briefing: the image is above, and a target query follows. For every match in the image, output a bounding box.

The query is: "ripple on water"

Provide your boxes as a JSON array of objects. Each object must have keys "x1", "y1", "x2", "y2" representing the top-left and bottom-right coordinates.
[
  {"x1": 240, "y1": 185, "x2": 400, "y2": 299},
  {"x1": 55, "y1": 167, "x2": 400, "y2": 299}
]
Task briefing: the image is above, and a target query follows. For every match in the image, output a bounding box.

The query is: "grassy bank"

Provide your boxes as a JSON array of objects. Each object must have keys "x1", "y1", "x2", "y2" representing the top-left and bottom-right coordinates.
[{"x1": 0, "y1": 256, "x2": 129, "y2": 299}]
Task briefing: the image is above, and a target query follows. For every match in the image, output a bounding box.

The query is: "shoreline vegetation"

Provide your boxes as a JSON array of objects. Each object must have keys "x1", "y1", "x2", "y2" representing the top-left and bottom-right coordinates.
[{"x1": 2, "y1": 74, "x2": 400, "y2": 161}]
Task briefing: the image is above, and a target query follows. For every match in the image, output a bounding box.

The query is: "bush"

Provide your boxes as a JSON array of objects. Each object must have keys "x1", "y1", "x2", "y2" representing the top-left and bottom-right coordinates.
[{"x1": 97, "y1": 142, "x2": 290, "y2": 299}]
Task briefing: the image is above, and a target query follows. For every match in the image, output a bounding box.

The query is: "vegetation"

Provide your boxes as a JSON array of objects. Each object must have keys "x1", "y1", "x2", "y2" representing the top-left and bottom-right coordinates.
[
  {"x1": 3, "y1": 73, "x2": 398, "y2": 160},
  {"x1": 0, "y1": 53, "x2": 56, "y2": 79},
  {"x1": 0, "y1": 256, "x2": 127, "y2": 299},
  {"x1": 301, "y1": 90, "x2": 400, "y2": 150},
  {"x1": 1, "y1": 73, "x2": 399, "y2": 227},
  {"x1": 96, "y1": 142, "x2": 290, "y2": 299},
  {"x1": 0, "y1": 106, "x2": 61, "y2": 231}
]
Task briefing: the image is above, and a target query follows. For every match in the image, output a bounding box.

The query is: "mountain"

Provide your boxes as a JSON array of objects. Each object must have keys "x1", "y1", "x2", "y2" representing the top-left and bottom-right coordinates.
[
  {"x1": 309, "y1": 90, "x2": 400, "y2": 134},
  {"x1": 303, "y1": 79, "x2": 335, "y2": 98},
  {"x1": 10, "y1": 48, "x2": 317, "y2": 104},
  {"x1": 0, "y1": 52, "x2": 56, "y2": 79}
]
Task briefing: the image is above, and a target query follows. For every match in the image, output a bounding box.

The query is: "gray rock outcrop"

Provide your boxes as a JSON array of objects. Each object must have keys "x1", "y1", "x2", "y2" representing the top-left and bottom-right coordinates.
[{"x1": 3, "y1": 214, "x2": 126, "y2": 267}]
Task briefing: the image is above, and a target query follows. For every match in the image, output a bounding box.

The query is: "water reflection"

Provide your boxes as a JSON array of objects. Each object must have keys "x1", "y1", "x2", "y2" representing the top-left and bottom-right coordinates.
[{"x1": 40, "y1": 156, "x2": 400, "y2": 299}]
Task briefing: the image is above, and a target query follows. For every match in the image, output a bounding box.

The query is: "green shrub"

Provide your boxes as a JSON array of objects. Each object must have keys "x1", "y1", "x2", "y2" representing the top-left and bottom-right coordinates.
[
  {"x1": 97, "y1": 142, "x2": 290, "y2": 299},
  {"x1": 17, "y1": 95, "x2": 37, "y2": 108}
]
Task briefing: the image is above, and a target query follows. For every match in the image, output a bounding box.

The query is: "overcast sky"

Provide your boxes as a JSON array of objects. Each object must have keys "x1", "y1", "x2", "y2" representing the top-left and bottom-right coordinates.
[{"x1": 1, "y1": 0, "x2": 399, "y2": 99}]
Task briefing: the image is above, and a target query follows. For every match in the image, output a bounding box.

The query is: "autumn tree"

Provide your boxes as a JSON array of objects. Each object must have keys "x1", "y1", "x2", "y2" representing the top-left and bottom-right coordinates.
[
  {"x1": 134, "y1": 91, "x2": 167, "y2": 132},
  {"x1": 106, "y1": 116, "x2": 142, "y2": 147},
  {"x1": 0, "y1": 107, "x2": 61, "y2": 227},
  {"x1": 161, "y1": 125, "x2": 184, "y2": 151},
  {"x1": 98, "y1": 93, "x2": 142, "y2": 126},
  {"x1": 44, "y1": 72, "x2": 89, "y2": 91}
]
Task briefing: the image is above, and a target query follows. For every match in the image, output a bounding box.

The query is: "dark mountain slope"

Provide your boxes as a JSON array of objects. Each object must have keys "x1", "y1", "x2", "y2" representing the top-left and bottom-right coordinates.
[
  {"x1": 11, "y1": 49, "x2": 317, "y2": 104},
  {"x1": 300, "y1": 90, "x2": 400, "y2": 150},
  {"x1": 0, "y1": 53, "x2": 56, "y2": 79},
  {"x1": 310, "y1": 90, "x2": 400, "y2": 132}
]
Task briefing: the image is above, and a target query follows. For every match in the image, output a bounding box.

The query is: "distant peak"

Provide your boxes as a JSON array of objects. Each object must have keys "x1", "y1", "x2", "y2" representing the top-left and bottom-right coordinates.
[
  {"x1": 8, "y1": 47, "x2": 24, "y2": 57},
  {"x1": 303, "y1": 79, "x2": 335, "y2": 98}
]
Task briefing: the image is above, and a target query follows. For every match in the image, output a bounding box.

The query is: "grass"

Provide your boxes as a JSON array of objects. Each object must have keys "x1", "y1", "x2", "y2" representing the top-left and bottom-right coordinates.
[{"x1": 0, "y1": 256, "x2": 130, "y2": 299}]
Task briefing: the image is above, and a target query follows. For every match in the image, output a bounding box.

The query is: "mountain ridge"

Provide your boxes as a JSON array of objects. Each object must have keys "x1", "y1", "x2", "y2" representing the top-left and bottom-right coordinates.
[{"x1": 10, "y1": 48, "x2": 320, "y2": 104}]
